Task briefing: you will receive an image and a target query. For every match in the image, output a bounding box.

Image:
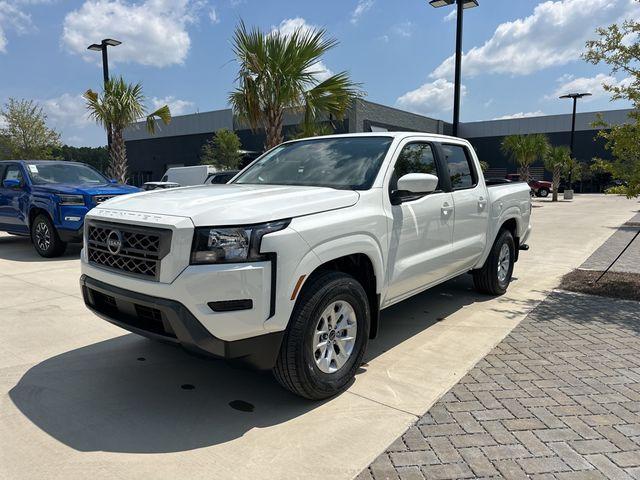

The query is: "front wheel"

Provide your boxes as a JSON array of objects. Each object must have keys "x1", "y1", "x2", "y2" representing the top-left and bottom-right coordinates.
[
  {"x1": 31, "y1": 214, "x2": 67, "y2": 258},
  {"x1": 472, "y1": 229, "x2": 515, "y2": 295},
  {"x1": 273, "y1": 271, "x2": 370, "y2": 400}
]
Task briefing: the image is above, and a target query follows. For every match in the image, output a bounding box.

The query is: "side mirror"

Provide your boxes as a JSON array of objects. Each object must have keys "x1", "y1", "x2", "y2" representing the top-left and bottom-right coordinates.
[
  {"x1": 2, "y1": 179, "x2": 22, "y2": 189},
  {"x1": 397, "y1": 173, "x2": 438, "y2": 194}
]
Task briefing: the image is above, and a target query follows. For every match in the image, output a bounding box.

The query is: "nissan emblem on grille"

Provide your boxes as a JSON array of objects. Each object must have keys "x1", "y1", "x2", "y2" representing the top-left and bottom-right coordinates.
[
  {"x1": 87, "y1": 222, "x2": 170, "y2": 280},
  {"x1": 106, "y1": 230, "x2": 123, "y2": 255}
]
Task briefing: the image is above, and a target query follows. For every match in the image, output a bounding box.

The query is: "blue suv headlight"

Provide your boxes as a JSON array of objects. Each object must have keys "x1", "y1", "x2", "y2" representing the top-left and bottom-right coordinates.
[{"x1": 58, "y1": 194, "x2": 85, "y2": 206}]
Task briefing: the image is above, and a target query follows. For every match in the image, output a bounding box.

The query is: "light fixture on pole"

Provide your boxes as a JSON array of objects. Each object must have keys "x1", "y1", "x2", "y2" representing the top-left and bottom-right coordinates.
[
  {"x1": 428, "y1": 0, "x2": 478, "y2": 137},
  {"x1": 559, "y1": 92, "x2": 592, "y2": 158},
  {"x1": 88, "y1": 38, "x2": 121, "y2": 149}
]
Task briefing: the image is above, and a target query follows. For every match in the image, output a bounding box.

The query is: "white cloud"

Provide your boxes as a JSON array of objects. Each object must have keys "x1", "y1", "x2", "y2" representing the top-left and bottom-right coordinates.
[
  {"x1": 39, "y1": 92, "x2": 106, "y2": 146},
  {"x1": 391, "y1": 21, "x2": 414, "y2": 38},
  {"x1": 62, "y1": 0, "x2": 204, "y2": 67},
  {"x1": 150, "y1": 96, "x2": 194, "y2": 115},
  {"x1": 549, "y1": 73, "x2": 632, "y2": 100},
  {"x1": 350, "y1": 0, "x2": 374, "y2": 25},
  {"x1": 42, "y1": 93, "x2": 92, "y2": 129},
  {"x1": 431, "y1": 0, "x2": 640, "y2": 80},
  {"x1": 272, "y1": 17, "x2": 314, "y2": 37},
  {"x1": 0, "y1": 1, "x2": 33, "y2": 53},
  {"x1": 443, "y1": 9, "x2": 456, "y2": 22},
  {"x1": 209, "y1": 6, "x2": 219, "y2": 24},
  {"x1": 493, "y1": 111, "x2": 546, "y2": 120},
  {"x1": 396, "y1": 78, "x2": 467, "y2": 117},
  {"x1": 272, "y1": 18, "x2": 334, "y2": 82}
]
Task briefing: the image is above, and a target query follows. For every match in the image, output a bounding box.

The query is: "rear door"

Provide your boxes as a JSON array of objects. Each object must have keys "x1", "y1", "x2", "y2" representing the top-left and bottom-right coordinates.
[
  {"x1": 384, "y1": 140, "x2": 455, "y2": 303},
  {"x1": 0, "y1": 163, "x2": 29, "y2": 232},
  {"x1": 438, "y1": 143, "x2": 488, "y2": 272}
]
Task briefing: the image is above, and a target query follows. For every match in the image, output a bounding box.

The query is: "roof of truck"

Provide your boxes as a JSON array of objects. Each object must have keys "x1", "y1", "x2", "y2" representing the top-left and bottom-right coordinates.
[{"x1": 279, "y1": 131, "x2": 469, "y2": 144}]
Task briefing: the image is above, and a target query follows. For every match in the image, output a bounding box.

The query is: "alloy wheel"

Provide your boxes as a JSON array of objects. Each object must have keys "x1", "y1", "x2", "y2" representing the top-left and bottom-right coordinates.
[
  {"x1": 313, "y1": 301, "x2": 358, "y2": 374},
  {"x1": 497, "y1": 243, "x2": 511, "y2": 283},
  {"x1": 35, "y1": 222, "x2": 51, "y2": 252}
]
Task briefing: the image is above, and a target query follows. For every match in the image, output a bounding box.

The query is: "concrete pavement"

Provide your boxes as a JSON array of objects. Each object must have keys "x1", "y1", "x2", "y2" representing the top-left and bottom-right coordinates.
[{"x1": 0, "y1": 194, "x2": 638, "y2": 480}]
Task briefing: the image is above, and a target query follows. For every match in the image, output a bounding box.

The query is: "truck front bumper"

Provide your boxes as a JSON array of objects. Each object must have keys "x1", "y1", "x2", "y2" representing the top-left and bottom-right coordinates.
[{"x1": 80, "y1": 275, "x2": 284, "y2": 370}]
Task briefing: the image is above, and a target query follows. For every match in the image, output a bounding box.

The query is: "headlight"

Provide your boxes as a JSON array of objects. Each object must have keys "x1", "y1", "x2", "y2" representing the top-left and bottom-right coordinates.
[
  {"x1": 191, "y1": 220, "x2": 290, "y2": 264},
  {"x1": 58, "y1": 194, "x2": 85, "y2": 206}
]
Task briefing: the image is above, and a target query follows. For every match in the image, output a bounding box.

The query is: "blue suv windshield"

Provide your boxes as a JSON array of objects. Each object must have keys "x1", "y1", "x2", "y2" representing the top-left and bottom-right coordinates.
[
  {"x1": 233, "y1": 136, "x2": 393, "y2": 190},
  {"x1": 26, "y1": 163, "x2": 108, "y2": 185}
]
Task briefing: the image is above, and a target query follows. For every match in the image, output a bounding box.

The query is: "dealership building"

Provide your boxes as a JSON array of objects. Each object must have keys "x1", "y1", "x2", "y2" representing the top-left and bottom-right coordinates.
[{"x1": 123, "y1": 99, "x2": 632, "y2": 190}]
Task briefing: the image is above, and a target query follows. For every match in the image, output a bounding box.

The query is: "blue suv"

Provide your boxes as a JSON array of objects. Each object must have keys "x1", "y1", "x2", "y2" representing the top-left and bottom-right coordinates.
[{"x1": 0, "y1": 160, "x2": 140, "y2": 257}]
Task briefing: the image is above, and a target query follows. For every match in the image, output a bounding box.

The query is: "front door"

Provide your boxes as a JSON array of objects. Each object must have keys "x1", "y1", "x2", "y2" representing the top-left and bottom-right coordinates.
[
  {"x1": 0, "y1": 164, "x2": 29, "y2": 232},
  {"x1": 384, "y1": 140, "x2": 454, "y2": 304},
  {"x1": 440, "y1": 143, "x2": 488, "y2": 272}
]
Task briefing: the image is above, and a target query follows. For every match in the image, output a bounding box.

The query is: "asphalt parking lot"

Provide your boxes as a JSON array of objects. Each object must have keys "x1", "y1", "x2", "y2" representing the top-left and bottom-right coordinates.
[{"x1": 1, "y1": 194, "x2": 638, "y2": 480}]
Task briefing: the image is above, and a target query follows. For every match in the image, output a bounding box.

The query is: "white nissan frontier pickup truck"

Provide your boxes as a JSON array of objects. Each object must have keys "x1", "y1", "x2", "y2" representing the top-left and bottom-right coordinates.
[{"x1": 80, "y1": 132, "x2": 532, "y2": 399}]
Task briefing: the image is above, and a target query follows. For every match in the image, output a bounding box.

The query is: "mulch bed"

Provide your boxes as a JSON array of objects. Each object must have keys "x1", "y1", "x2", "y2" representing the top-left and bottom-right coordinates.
[{"x1": 560, "y1": 268, "x2": 640, "y2": 302}]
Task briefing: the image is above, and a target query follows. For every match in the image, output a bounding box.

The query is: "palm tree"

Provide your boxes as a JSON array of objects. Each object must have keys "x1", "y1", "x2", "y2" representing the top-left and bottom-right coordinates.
[
  {"x1": 544, "y1": 145, "x2": 570, "y2": 202},
  {"x1": 229, "y1": 21, "x2": 361, "y2": 150},
  {"x1": 501, "y1": 134, "x2": 550, "y2": 183},
  {"x1": 84, "y1": 77, "x2": 171, "y2": 183}
]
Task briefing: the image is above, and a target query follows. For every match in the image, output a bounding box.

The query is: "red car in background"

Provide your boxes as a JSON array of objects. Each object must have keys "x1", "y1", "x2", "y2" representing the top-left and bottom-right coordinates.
[{"x1": 506, "y1": 174, "x2": 552, "y2": 197}]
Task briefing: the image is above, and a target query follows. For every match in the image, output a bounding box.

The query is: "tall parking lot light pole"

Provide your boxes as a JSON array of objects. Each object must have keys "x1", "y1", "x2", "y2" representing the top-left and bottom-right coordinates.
[
  {"x1": 88, "y1": 39, "x2": 121, "y2": 149},
  {"x1": 429, "y1": 0, "x2": 479, "y2": 137},
  {"x1": 559, "y1": 92, "x2": 592, "y2": 158}
]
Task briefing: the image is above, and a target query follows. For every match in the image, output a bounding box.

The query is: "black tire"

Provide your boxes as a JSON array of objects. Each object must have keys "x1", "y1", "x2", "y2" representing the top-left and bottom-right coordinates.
[
  {"x1": 538, "y1": 188, "x2": 549, "y2": 198},
  {"x1": 472, "y1": 229, "x2": 515, "y2": 295},
  {"x1": 31, "y1": 214, "x2": 67, "y2": 258},
  {"x1": 273, "y1": 271, "x2": 370, "y2": 400}
]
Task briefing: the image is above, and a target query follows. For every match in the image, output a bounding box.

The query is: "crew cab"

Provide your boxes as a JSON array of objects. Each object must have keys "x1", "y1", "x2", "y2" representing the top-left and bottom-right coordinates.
[
  {"x1": 80, "y1": 133, "x2": 532, "y2": 399},
  {"x1": 0, "y1": 160, "x2": 139, "y2": 257}
]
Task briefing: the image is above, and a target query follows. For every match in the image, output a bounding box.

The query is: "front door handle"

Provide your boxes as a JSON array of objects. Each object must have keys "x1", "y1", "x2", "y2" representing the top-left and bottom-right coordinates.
[{"x1": 441, "y1": 202, "x2": 454, "y2": 217}]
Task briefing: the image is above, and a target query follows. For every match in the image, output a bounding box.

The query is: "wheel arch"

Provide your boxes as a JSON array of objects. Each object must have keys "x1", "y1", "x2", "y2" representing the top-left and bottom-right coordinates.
[
  {"x1": 474, "y1": 212, "x2": 521, "y2": 269},
  {"x1": 289, "y1": 237, "x2": 384, "y2": 340},
  {"x1": 28, "y1": 205, "x2": 53, "y2": 228}
]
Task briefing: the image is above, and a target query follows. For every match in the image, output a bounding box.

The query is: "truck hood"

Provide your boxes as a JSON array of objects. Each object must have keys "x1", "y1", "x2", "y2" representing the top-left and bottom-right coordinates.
[
  {"x1": 33, "y1": 183, "x2": 140, "y2": 196},
  {"x1": 98, "y1": 184, "x2": 360, "y2": 225}
]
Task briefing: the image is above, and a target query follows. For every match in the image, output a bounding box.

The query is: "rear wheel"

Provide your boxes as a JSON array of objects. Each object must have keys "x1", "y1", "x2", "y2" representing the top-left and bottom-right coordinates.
[
  {"x1": 273, "y1": 271, "x2": 370, "y2": 400},
  {"x1": 473, "y1": 229, "x2": 515, "y2": 295},
  {"x1": 538, "y1": 188, "x2": 549, "y2": 198},
  {"x1": 31, "y1": 214, "x2": 67, "y2": 258}
]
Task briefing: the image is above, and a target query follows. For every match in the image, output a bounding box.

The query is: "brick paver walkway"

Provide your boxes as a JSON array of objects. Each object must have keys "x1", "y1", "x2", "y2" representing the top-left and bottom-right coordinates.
[
  {"x1": 581, "y1": 214, "x2": 640, "y2": 275},
  {"x1": 359, "y1": 291, "x2": 640, "y2": 479}
]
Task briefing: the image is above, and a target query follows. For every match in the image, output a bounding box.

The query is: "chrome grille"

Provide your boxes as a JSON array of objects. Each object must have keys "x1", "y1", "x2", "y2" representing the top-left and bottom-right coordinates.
[
  {"x1": 87, "y1": 222, "x2": 171, "y2": 280},
  {"x1": 93, "y1": 194, "x2": 117, "y2": 204}
]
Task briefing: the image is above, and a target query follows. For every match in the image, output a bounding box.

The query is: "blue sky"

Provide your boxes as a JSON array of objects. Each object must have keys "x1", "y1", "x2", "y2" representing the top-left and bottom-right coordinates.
[{"x1": 0, "y1": 0, "x2": 638, "y2": 146}]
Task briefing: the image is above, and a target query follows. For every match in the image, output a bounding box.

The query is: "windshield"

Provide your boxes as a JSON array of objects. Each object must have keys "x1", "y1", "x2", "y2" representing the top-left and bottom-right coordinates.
[
  {"x1": 233, "y1": 137, "x2": 393, "y2": 190},
  {"x1": 26, "y1": 163, "x2": 108, "y2": 185}
]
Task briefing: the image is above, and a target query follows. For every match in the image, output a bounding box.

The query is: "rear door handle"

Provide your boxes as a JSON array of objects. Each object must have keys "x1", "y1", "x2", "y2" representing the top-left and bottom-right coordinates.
[
  {"x1": 478, "y1": 196, "x2": 486, "y2": 209},
  {"x1": 441, "y1": 202, "x2": 454, "y2": 216}
]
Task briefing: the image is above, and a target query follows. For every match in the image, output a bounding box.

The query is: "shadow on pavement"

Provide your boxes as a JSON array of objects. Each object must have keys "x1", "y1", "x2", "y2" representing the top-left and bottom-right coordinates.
[
  {"x1": 0, "y1": 234, "x2": 82, "y2": 262},
  {"x1": 10, "y1": 270, "x2": 541, "y2": 454}
]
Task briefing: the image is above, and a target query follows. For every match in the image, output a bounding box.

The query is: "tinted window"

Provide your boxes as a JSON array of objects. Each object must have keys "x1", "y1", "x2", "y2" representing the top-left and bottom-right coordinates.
[
  {"x1": 234, "y1": 137, "x2": 393, "y2": 190},
  {"x1": 442, "y1": 144, "x2": 476, "y2": 189},
  {"x1": 392, "y1": 143, "x2": 438, "y2": 190},
  {"x1": 4, "y1": 165, "x2": 24, "y2": 183},
  {"x1": 0, "y1": 165, "x2": 6, "y2": 182},
  {"x1": 27, "y1": 162, "x2": 107, "y2": 185},
  {"x1": 211, "y1": 173, "x2": 235, "y2": 184}
]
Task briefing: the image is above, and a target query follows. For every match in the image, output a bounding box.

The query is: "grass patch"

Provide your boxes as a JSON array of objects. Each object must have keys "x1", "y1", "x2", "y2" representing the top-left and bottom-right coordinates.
[{"x1": 560, "y1": 269, "x2": 640, "y2": 302}]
